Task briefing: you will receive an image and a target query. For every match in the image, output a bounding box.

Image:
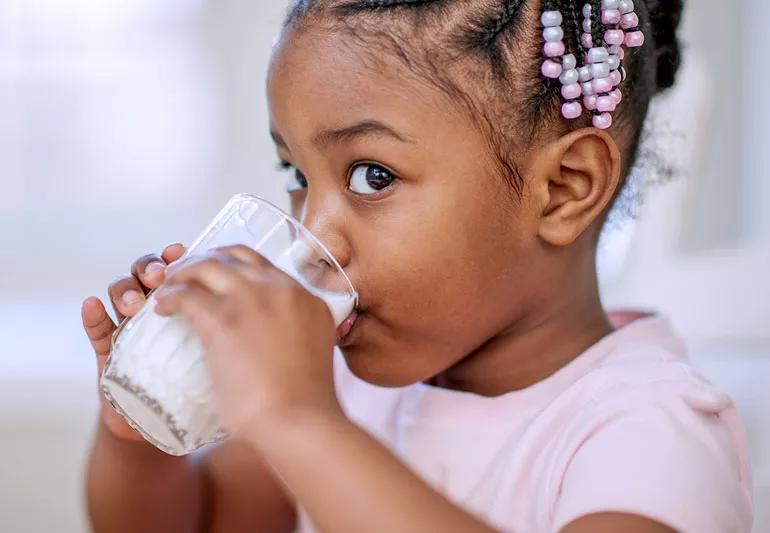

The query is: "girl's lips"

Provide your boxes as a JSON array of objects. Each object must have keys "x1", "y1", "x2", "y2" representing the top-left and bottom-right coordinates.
[{"x1": 335, "y1": 309, "x2": 359, "y2": 342}]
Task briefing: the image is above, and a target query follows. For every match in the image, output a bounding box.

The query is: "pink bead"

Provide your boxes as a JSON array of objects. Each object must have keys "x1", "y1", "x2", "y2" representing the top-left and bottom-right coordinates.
[
  {"x1": 581, "y1": 33, "x2": 593, "y2": 49},
  {"x1": 597, "y1": 95, "x2": 617, "y2": 112},
  {"x1": 610, "y1": 88, "x2": 623, "y2": 104},
  {"x1": 625, "y1": 31, "x2": 645, "y2": 47},
  {"x1": 592, "y1": 112, "x2": 613, "y2": 130},
  {"x1": 620, "y1": 12, "x2": 639, "y2": 29},
  {"x1": 561, "y1": 83, "x2": 582, "y2": 100},
  {"x1": 584, "y1": 95, "x2": 598, "y2": 111},
  {"x1": 561, "y1": 102, "x2": 583, "y2": 120},
  {"x1": 617, "y1": 46, "x2": 625, "y2": 60},
  {"x1": 592, "y1": 76, "x2": 613, "y2": 94},
  {"x1": 604, "y1": 29, "x2": 625, "y2": 46},
  {"x1": 610, "y1": 69, "x2": 622, "y2": 87},
  {"x1": 602, "y1": 9, "x2": 621, "y2": 24},
  {"x1": 541, "y1": 60, "x2": 563, "y2": 79},
  {"x1": 544, "y1": 41, "x2": 566, "y2": 57}
]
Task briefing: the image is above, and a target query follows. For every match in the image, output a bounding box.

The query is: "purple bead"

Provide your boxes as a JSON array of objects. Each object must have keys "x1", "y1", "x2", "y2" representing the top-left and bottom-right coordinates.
[
  {"x1": 562, "y1": 83, "x2": 582, "y2": 100},
  {"x1": 593, "y1": 112, "x2": 613, "y2": 130},
  {"x1": 621, "y1": 12, "x2": 639, "y2": 29},
  {"x1": 587, "y1": 46, "x2": 609, "y2": 64},
  {"x1": 562, "y1": 101, "x2": 583, "y2": 120},
  {"x1": 610, "y1": 88, "x2": 623, "y2": 104},
  {"x1": 544, "y1": 41, "x2": 566, "y2": 57},
  {"x1": 592, "y1": 76, "x2": 613, "y2": 94},
  {"x1": 583, "y1": 3, "x2": 592, "y2": 18},
  {"x1": 591, "y1": 62, "x2": 610, "y2": 79},
  {"x1": 581, "y1": 33, "x2": 593, "y2": 49},
  {"x1": 604, "y1": 29, "x2": 625, "y2": 46},
  {"x1": 543, "y1": 26, "x2": 564, "y2": 42},
  {"x1": 541, "y1": 60, "x2": 563, "y2": 79},
  {"x1": 559, "y1": 68, "x2": 579, "y2": 85},
  {"x1": 584, "y1": 95, "x2": 598, "y2": 111},
  {"x1": 610, "y1": 69, "x2": 622, "y2": 87},
  {"x1": 619, "y1": 0, "x2": 634, "y2": 14},
  {"x1": 625, "y1": 31, "x2": 645, "y2": 47},
  {"x1": 597, "y1": 95, "x2": 617, "y2": 112},
  {"x1": 541, "y1": 10, "x2": 563, "y2": 28},
  {"x1": 602, "y1": 9, "x2": 621, "y2": 24}
]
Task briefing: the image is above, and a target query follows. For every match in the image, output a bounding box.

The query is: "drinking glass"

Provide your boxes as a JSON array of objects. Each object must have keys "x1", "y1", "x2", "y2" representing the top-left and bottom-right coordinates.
[{"x1": 100, "y1": 194, "x2": 357, "y2": 455}]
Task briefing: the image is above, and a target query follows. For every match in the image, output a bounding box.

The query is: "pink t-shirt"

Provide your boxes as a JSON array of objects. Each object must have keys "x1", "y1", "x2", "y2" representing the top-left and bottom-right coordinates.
[{"x1": 297, "y1": 313, "x2": 754, "y2": 532}]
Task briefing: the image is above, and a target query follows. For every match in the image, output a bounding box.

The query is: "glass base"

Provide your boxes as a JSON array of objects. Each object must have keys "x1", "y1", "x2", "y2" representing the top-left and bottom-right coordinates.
[{"x1": 101, "y1": 372, "x2": 227, "y2": 456}]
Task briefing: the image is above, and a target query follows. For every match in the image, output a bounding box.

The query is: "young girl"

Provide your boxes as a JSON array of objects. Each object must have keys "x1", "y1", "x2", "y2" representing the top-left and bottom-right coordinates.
[{"x1": 81, "y1": 0, "x2": 754, "y2": 531}]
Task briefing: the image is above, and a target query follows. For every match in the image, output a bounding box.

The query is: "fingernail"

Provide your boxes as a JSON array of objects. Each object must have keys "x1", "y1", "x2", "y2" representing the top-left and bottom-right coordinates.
[
  {"x1": 145, "y1": 261, "x2": 165, "y2": 276},
  {"x1": 122, "y1": 290, "x2": 143, "y2": 305}
]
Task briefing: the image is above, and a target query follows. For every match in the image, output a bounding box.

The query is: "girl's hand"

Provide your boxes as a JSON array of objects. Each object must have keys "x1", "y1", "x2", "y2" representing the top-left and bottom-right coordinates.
[
  {"x1": 82, "y1": 243, "x2": 187, "y2": 442},
  {"x1": 153, "y1": 245, "x2": 341, "y2": 446}
]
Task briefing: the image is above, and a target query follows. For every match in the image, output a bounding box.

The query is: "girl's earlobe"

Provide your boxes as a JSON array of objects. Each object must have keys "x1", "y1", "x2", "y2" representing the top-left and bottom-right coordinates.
[{"x1": 535, "y1": 128, "x2": 621, "y2": 247}]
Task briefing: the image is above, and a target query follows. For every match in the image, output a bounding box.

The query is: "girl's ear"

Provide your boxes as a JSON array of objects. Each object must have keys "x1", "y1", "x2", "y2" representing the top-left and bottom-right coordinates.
[{"x1": 530, "y1": 128, "x2": 622, "y2": 247}]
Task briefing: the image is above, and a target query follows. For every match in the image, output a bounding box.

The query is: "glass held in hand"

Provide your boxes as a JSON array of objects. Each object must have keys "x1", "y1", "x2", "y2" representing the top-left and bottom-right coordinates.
[{"x1": 100, "y1": 194, "x2": 357, "y2": 456}]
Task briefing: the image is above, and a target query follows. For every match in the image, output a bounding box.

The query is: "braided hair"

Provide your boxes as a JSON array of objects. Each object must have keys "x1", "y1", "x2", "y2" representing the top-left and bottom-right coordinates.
[{"x1": 282, "y1": 0, "x2": 683, "y2": 201}]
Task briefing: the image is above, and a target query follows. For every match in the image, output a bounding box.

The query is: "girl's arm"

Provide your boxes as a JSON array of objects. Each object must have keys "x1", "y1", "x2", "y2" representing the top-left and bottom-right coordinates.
[{"x1": 253, "y1": 409, "x2": 496, "y2": 533}]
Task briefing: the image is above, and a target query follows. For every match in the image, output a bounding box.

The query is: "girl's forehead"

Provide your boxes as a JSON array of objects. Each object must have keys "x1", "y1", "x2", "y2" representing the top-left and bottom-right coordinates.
[{"x1": 266, "y1": 27, "x2": 459, "y2": 144}]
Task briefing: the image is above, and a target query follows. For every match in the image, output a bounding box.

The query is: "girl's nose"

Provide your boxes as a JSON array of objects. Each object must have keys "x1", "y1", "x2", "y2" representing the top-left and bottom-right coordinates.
[{"x1": 300, "y1": 199, "x2": 352, "y2": 272}]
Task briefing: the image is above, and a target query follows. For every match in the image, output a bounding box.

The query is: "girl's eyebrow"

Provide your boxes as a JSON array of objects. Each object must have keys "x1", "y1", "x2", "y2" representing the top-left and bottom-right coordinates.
[
  {"x1": 270, "y1": 120, "x2": 414, "y2": 151},
  {"x1": 313, "y1": 120, "x2": 413, "y2": 147}
]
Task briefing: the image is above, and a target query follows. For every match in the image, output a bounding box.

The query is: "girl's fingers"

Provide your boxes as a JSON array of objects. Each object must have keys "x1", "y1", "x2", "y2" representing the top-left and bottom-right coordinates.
[
  {"x1": 165, "y1": 254, "x2": 247, "y2": 295},
  {"x1": 154, "y1": 283, "x2": 220, "y2": 338},
  {"x1": 214, "y1": 244, "x2": 272, "y2": 268},
  {"x1": 108, "y1": 274, "x2": 146, "y2": 321},
  {"x1": 81, "y1": 297, "x2": 117, "y2": 361},
  {"x1": 161, "y1": 242, "x2": 186, "y2": 264},
  {"x1": 131, "y1": 253, "x2": 167, "y2": 291}
]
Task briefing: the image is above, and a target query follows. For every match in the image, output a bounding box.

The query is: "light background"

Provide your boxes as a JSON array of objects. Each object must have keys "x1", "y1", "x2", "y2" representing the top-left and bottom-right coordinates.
[{"x1": 0, "y1": 1, "x2": 768, "y2": 531}]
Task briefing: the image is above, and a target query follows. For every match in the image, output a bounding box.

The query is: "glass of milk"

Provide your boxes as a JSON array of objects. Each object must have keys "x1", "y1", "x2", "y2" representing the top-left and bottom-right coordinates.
[{"x1": 100, "y1": 194, "x2": 357, "y2": 456}]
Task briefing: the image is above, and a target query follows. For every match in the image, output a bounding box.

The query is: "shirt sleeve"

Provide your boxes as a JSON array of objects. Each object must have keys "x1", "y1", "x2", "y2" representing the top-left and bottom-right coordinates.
[{"x1": 551, "y1": 383, "x2": 753, "y2": 533}]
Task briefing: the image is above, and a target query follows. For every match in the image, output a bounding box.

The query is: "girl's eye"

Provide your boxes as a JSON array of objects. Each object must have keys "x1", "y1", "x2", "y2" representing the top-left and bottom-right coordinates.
[
  {"x1": 279, "y1": 162, "x2": 308, "y2": 193},
  {"x1": 348, "y1": 164, "x2": 397, "y2": 195}
]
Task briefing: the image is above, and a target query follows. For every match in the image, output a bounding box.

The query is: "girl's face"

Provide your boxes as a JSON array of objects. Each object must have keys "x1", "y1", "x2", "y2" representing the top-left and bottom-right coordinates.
[{"x1": 267, "y1": 27, "x2": 549, "y2": 387}]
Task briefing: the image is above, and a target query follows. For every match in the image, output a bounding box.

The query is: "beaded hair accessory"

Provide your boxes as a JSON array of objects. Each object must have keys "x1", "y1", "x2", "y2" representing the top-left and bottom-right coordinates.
[{"x1": 541, "y1": 0, "x2": 645, "y2": 129}]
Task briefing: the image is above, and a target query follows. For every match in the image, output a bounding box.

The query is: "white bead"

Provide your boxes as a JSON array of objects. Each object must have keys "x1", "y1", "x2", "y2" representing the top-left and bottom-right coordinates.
[
  {"x1": 541, "y1": 10, "x2": 563, "y2": 27},
  {"x1": 619, "y1": 0, "x2": 634, "y2": 14},
  {"x1": 591, "y1": 62, "x2": 610, "y2": 78},
  {"x1": 562, "y1": 54, "x2": 577, "y2": 71},
  {"x1": 578, "y1": 65, "x2": 592, "y2": 82},
  {"x1": 602, "y1": 0, "x2": 620, "y2": 8},
  {"x1": 607, "y1": 54, "x2": 621, "y2": 70},
  {"x1": 582, "y1": 81, "x2": 596, "y2": 96},
  {"x1": 608, "y1": 45, "x2": 621, "y2": 55},
  {"x1": 582, "y1": 19, "x2": 592, "y2": 33},
  {"x1": 543, "y1": 26, "x2": 564, "y2": 42},
  {"x1": 582, "y1": 3, "x2": 592, "y2": 18},
  {"x1": 559, "y1": 68, "x2": 579, "y2": 85},
  {"x1": 587, "y1": 46, "x2": 609, "y2": 63}
]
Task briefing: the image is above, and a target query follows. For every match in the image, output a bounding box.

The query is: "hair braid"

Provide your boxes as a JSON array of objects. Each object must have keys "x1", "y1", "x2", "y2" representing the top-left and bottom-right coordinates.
[
  {"x1": 590, "y1": 0, "x2": 604, "y2": 48},
  {"x1": 561, "y1": 0, "x2": 585, "y2": 66}
]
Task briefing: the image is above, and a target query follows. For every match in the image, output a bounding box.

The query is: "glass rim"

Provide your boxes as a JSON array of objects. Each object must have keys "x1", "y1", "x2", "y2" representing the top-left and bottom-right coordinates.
[{"x1": 199, "y1": 193, "x2": 357, "y2": 301}]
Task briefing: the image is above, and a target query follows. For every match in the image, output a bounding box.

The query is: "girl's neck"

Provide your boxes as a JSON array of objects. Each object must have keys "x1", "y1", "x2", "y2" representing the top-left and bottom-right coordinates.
[{"x1": 430, "y1": 290, "x2": 614, "y2": 397}]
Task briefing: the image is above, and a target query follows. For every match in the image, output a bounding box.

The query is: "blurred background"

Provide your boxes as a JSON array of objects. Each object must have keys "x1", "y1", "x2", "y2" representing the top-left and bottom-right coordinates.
[{"x1": 0, "y1": 1, "x2": 767, "y2": 531}]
